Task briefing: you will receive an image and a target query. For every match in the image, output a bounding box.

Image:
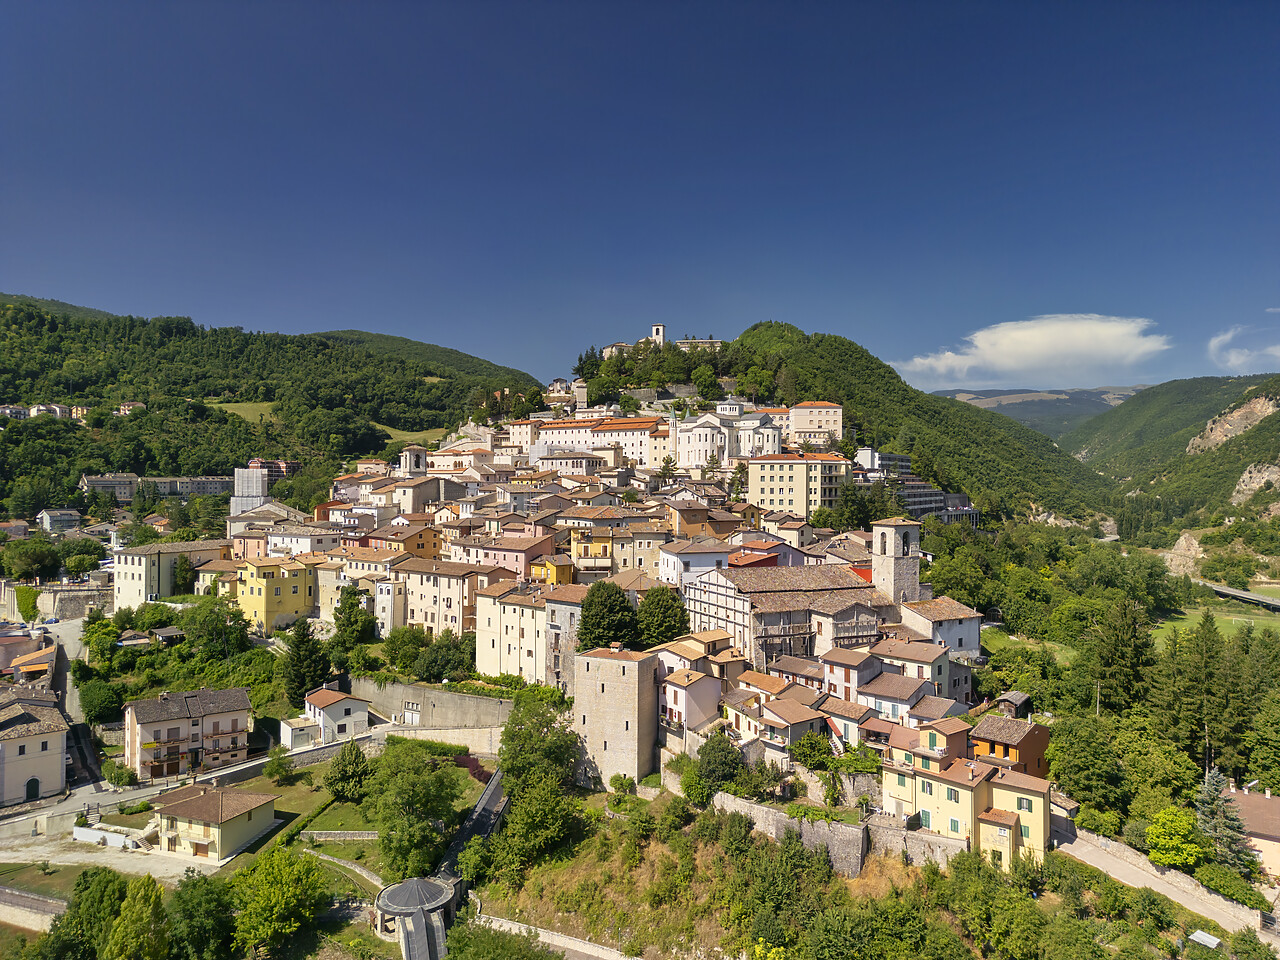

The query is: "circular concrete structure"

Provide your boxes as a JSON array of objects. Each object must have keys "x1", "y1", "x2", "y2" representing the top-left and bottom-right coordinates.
[{"x1": 375, "y1": 877, "x2": 452, "y2": 917}]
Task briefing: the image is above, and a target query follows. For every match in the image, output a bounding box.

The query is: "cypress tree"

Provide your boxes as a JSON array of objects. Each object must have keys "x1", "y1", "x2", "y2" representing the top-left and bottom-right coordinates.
[{"x1": 283, "y1": 618, "x2": 330, "y2": 708}]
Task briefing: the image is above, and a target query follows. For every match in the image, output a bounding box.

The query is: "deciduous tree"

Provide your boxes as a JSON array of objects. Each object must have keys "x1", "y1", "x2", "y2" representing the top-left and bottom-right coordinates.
[
  {"x1": 103, "y1": 875, "x2": 167, "y2": 960},
  {"x1": 168, "y1": 868, "x2": 235, "y2": 960},
  {"x1": 576, "y1": 581, "x2": 639, "y2": 650},
  {"x1": 233, "y1": 847, "x2": 325, "y2": 952},
  {"x1": 636, "y1": 585, "x2": 689, "y2": 649}
]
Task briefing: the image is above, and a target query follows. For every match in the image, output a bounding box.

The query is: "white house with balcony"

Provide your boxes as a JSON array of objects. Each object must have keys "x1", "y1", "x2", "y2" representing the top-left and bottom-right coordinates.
[{"x1": 303, "y1": 686, "x2": 370, "y2": 744}]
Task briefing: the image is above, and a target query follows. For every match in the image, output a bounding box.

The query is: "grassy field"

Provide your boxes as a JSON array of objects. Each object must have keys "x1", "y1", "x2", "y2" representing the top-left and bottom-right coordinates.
[
  {"x1": 369, "y1": 423, "x2": 448, "y2": 446},
  {"x1": 0, "y1": 923, "x2": 34, "y2": 957},
  {"x1": 980, "y1": 626, "x2": 1078, "y2": 664},
  {"x1": 209, "y1": 400, "x2": 277, "y2": 422},
  {"x1": 100, "y1": 809, "x2": 154, "y2": 830},
  {"x1": 1150, "y1": 603, "x2": 1280, "y2": 644},
  {"x1": 308, "y1": 800, "x2": 376, "y2": 833},
  {"x1": 0, "y1": 862, "x2": 86, "y2": 900}
]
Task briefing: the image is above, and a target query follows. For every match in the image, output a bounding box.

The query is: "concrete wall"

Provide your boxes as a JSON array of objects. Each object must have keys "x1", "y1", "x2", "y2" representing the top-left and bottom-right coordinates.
[
  {"x1": 349, "y1": 677, "x2": 514, "y2": 730},
  {"x1": 711, "y1": 792, "x2": 868, "y2": 877},
  {"x1": 384, "y1": 725, "x2": 504, "y2": 756},
  {"x1": 0, "y1": 887, "x2": 66, "y2": 933},
  {"x1": 0, "y1": 580, "x2": 112, "y2": 622},
  {"x1": 73, "y1": 825, "x2": 139, "y2": 849},
  {"x1": 479, "y1": 914, "x2": 631, "y2": 960},
  {"x1": 866, "y1": 819, "x2": 969, "y2": 868}
]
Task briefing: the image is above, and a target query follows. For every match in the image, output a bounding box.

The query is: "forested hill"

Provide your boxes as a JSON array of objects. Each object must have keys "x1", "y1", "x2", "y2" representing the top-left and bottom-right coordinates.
[
  {"x1": 727, "y1": 323, "x2": 1116, "y2": 517},
  {"x1": 0, "y1": 297, "x2": 539, "y2": 439},
  {"x1": 1060, "y1": 374, "x2": 1275, "y2": 478},
  {"x1": 318, "y1": 329, "x2": 539, "y2": 384}
]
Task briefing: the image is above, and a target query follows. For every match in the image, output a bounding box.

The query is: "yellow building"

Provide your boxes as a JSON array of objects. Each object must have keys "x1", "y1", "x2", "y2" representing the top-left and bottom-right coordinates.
[
  {"x1": 154, "y1": 784, "x2": 277, "y2": 860},
  {"x1": 530, "y1": 554, "x2": 576, "y2": 585},
  {"x1": 233, "y1": 556, "x2": 320, "y2": 633},
  {"x1": 0, "y1": 689, "x2": 68, "y2": 806},
  {"x1": 746, "y1": 452, "x2": 850, "y2": 519},
  {"x1": 367, "y1": 523, "x2": 442, "y2": 560},
  {"x1": 881, "y1": 719, "x2": 1051, "y2": 869}
]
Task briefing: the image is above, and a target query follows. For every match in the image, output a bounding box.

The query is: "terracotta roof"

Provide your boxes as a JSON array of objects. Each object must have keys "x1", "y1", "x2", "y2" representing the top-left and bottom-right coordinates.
[
  {"x1": 978, "y1": 808, "x2": 1020, "y2": 827},
  {"x1": 156, "y1": 785, "x2": 277, "y2": 825},
  {"x1": 819, "y1": 647, "x2": 875, "y2": 668},
  {"x1": 763, "y1": 698, "x2": 826, "y2": 726},
  {"x1": 925, "y1": 716, "x2": 973, "y2": 735},
  {"x1": 1221, "y1": 787, "x2": 1280, "y2": 842},
  {"x1": 581, "y1": 647, "x2": 653, "y2": 662},
  {"x1": 305, "y1": 688, "x2": 368, "y2": 709},
  {"x1": 391, "y1": 557, "x2": 506, "y2": 578},
  {"x1": 909, "y1": 696, "x2": 960, "y2": 721},
  {"x1": 871, "y1": 639, "x2": 945, "y2": 664},
  {"x1": 544, "y1": 583, "x2": 590, "y2": 605},
  {"x1": 738, "y1": 670, "x2": 787, "y2": 695},
  {"x1": 821, "y1": 697, "x2": 875, "y2": 722},
  {"x1": 793, "y1": 401, "x2": 842, "y2": 408},
  {"x1": 665, "y1": 669, "x2": 711, "y2": 689},
  {"x1": 989, "y1": 767, "x2": 1052, "y2": 793},
  {"x1": 119, "y1": 539, "x2": 232, "y2": 556}
]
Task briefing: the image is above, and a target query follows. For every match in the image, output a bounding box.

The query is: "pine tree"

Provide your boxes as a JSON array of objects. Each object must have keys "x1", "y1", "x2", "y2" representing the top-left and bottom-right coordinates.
[
  {"x1": 324, "y1": 739, "x2": 372, "y2": 803},
  {"x1": 282, "y1": 618, "x2": 330, "y2": 708},
  {"x1": 1196, "y1": 768, "x2": 1259, "y2": 875},
  {"x1": 1184, "y1": 613, "x2": 1227, "y2": 772},
  {"x1": 1084, "y1": 600, "x2": 1155, "y2": 714}
]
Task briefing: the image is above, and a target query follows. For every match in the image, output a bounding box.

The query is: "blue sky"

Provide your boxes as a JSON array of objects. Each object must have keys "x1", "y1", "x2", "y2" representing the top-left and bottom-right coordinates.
[{"x1": 3, "y1": 2, "x2": 1277, "y2": 389}]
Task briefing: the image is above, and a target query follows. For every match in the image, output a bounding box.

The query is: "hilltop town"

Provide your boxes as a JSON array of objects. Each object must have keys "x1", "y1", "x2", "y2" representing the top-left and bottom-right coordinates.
[{"x1": 1, "y1": 325, "x2": 1278, "y2": 960}]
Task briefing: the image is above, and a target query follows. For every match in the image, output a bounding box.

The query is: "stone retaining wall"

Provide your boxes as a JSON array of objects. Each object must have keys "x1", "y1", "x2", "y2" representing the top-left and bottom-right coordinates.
[
  {"x1": 1062, "y1": 826, "x2": 1264, "y2": 932},
  {"x1": 303, "y1": 830, "x2": 379, "y2": 841},
  {"x1": 866, "y1": 819, "x2": 968, "y2": 868},
  {"x1": 793, "y1": 766, "x2": 882, "y2": 808},
  {"x1": 479, "y1": 912, "x2": 631, "y2": 960},
  {"x1": 711, "y1": 793, "x2": 868, "y2": 877},
  {"x1": 73, "y1": 825, "x2": 140, "y2": 849}
]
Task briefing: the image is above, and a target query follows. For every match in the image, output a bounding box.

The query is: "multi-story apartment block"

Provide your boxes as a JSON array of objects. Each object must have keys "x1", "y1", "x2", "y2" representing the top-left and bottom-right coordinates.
[
  {"x1": 264, "y1": 524, "x2": 345, "y2": 557},
  {"x1": 474, "y1": 582, "x2": 548, "y2": 682},
  {"x1": 392, "y1": 557, "x2": 512, "y2": 634},
  {"x1": 747, "y1": 452, "x2": 849, "y2": 519},
  {"x1": 232, "y1": 555, "x2": 320, "y2": 633},
  {"x1": 575, "y1": 648, "x2": 659, "y2": 788},
  {"x1": 789, "y1": 401, "x2": 844, "y2": 444},
  {"x1": 123, "y1": 687, "x2": 251, "y2": 780},
  {"x1": 882, "y1": 720, "x2": 1052, "y2": 870},
  {"x1": 115, "y1": 540, "x2": 234, "y2": 610}
]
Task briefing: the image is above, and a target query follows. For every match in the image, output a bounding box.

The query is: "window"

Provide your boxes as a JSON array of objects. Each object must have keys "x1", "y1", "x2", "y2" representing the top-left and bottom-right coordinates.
[
  {"x1": 998, "y1": 827, "x2": 1008, "y2": 838},
  {"x1": 274, "y1": 587, "x2": 281, "y2": 596},
  {"x1": 921, "y1": 781, "x2": 933, "y2": 796},
  {"x1": 1020, "y1": 825, "x2": 1030, "y2": 839},
  {"x1": 946, "y1": 787, "x2": 959, "y2": 803},
  {"x1": 41, "y1": 741, "x2": 48, "y2": 752},
  {"x1": 1017, "y1": 798, "x2": 1032, "y2": 812},
  {"x1": 897, "y1": 774, "x2": 906, "y2": 787},
  {"x1": 17, "y1": 745, "x2": 25, "y2": 756},
  {"x1": 919, "y1": 810, "x2": 931, "y2": 829},
  {"x1": 950, "y1": 818, "x2": 959, "y2": 833},
  {"x1": 337, "y1": 724, "x2": 347, "y2": 734},
  {"x1": 343, "y1": 707, "x2": 351, "y2": 717},
  {"x1": 247, "y1": 809, "x2": 253, "y2": 821}
]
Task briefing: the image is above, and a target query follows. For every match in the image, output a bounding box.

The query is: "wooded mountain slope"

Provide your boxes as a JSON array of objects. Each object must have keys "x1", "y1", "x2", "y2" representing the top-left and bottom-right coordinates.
[
  {"x1": 317, "y1": 329, "x2": 541, "y2": 385},
  {"x1": 1061, "y1": 374, "x2": 1274, "y2": 478},
  {"x1": 722, "y1": 323, "x2": 1114, "y2": 517}
]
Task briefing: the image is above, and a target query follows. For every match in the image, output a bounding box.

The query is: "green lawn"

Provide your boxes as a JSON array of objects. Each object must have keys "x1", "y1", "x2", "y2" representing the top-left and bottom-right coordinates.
[
  {"x1": 216, "y1": 763, "x2": 332, "y2": 876},
  {"x1": 308, "y1": 801, "x2": 377, "y2": 833},
  {"x1": 980, "y1": 626, "x2": 1077, "y2": 664},
  {"x1": 0, "y1": 923, "x2": 35, "y2": 957},
  {"x1": 1150, "y1": 603, "x2": 1280, "y2": 645},
  {"x1": 0, "y1": 862, "x2": 87, "y2": 900},
  {"x1": 306, "y1": 839, "x2": 386, "y2": 882},
  {"x1": 209, "y1": 401, "x2": 278, "y2": 422},
  {"x1": 100, "y1": 809, "x2": 154, "y2": 830},
  {"x1": 370, "y1": 423, "x2": 448, "y2": 446}
]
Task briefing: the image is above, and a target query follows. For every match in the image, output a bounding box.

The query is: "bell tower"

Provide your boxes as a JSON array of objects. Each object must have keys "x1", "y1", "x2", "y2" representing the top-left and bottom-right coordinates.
[
  {"x1": 871, "y1": 518, "x2": 922, "y2": 605},
  {"x1": 651, "y1": 323, "x2": 666, "y2": 348}
]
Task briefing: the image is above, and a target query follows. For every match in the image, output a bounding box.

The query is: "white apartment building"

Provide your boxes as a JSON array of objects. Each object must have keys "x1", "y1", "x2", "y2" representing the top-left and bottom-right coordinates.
[
  {"x1": 789, "y1": 401, "x2": 844, "y2": 444},
  {"x1": 474, "y1": 583, "x2": 548, "y2": 683},
  {"x1": 115, "y1": 540, "x2": 234, "y2": 609},
  {"x1": 673, "y1": 407, "x2": 781, "y2": 470},
  {"x1": 658, "y1": 540, "x2": 733, "y2": 590}
]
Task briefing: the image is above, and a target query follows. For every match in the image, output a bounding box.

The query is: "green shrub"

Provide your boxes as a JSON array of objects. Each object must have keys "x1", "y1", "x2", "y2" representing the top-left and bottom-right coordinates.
[
  {"x1": 640, "y1": 772, "x2": 661, "y2": 789},
  {"x1": 1075, "y1": 804, "x2": 1122, "y2": 837},
  {"x1": 1194, "y1": 863, "x2": 1270, "y2": 910}
]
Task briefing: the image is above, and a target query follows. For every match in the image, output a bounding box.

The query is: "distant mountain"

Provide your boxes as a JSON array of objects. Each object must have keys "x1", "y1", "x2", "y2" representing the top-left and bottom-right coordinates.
[
  {"x1": 0, "y1": 291, "x2": 116, "y2": 322},
  {"x1": 722, "y1": 322, "x2": 1115, "y2": 518},
  {"x1": 1060, "y1": 375, "x2": 1275, "y2": 479},
  {"x1": 316, "y1": 329, "x2": 541, "y2": 387},
  {"x1": 932, "y1": 386, "x2": 1147, "y2": 439}
]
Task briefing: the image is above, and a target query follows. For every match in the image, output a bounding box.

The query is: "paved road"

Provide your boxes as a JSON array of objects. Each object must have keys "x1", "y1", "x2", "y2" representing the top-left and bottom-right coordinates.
[
  {"x1": 1192, "y1": 578, "x2": 1280, "y2": 612},
  {"x1": 1056, "y1": 832, "x2": 1251, "y2": 933}
]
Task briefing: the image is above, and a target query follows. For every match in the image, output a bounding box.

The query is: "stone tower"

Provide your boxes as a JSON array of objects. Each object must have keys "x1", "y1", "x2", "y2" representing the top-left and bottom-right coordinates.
[
  {"x1": 871, "y1": 518, "x2": 922, "y2": 605},
  {"x1": 651, "y1": 323, "x2": 666, "y2": 348}
]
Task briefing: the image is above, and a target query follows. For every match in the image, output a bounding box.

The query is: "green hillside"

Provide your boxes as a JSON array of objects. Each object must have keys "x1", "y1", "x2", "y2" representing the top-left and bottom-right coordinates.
[
  {"x1": 0, "y1": 291, "x2": 116, "y2": 322},
  {"x1": 317, "y1": 329, "x2": 540, "y2": 386},
  {"x1": 0, "y1": 297, "x2": 539, "y2": 518},
  {"x1": 1060, "y1": 374, "x2": 1274, "y2": 477},
  {"x1": 933, "y1": 387, "x2": 1133, "y2": 439},
  {"x1": 727, "y1": 323, "x2": 1115, "y2": 517}
]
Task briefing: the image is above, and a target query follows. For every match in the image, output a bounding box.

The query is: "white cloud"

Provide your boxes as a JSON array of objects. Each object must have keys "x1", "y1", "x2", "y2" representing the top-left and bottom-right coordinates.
[
  {"x1": 1265, "y1": 307, "x2": 1280, "y2": 314},
  {"x1": 1207, "y1": 326, "x2": 1280, "y2": 374},
  {"x1": 894, "y1": 314, "x2": 1170, "y2": 389}
]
